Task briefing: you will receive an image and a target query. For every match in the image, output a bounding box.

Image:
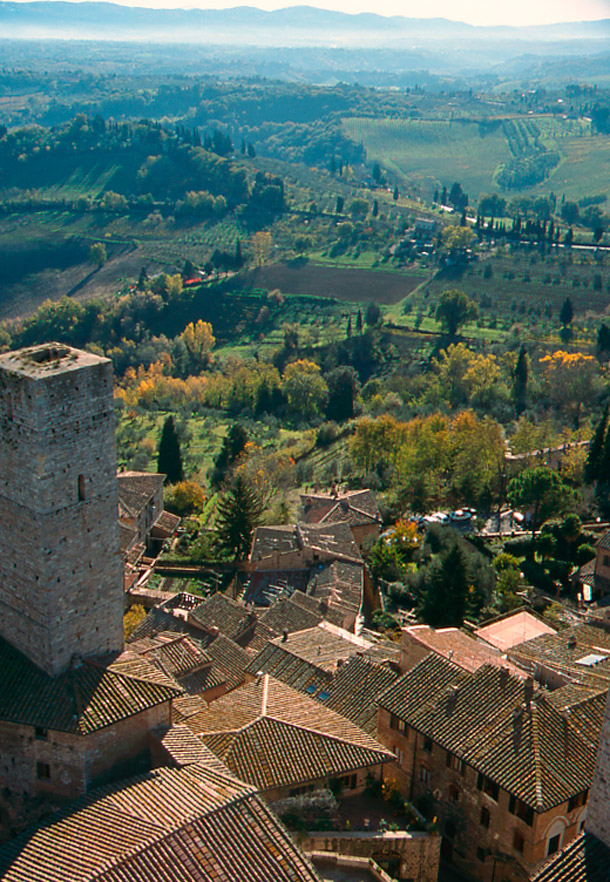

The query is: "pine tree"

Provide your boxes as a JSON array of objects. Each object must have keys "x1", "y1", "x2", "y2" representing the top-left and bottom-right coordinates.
[
  {"x1": 215, "y1": 475, "x2": 262, "y2": 560},
  {"x1": 585, "y1": 405, "x2": 609, "y2": 483},
  {"x1": 393, "y1": 185, "x2": 399, "y2": 201},
  {"x1": 356, "y1": 309, "x2": 363, "y2": 334},
  {"x1": 157, "y1": 416, "x2": 184, "y2": 484}
]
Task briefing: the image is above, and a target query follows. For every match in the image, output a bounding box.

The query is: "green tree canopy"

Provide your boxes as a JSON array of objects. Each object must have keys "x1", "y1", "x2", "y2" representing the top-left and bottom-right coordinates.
[
  {"x1": 435, "y1": 288, "x2": 478, "y2": 337},
  {"x1": 507, "y1": 467, "x2": 575, "y2": 533},
  {"x1": 420, "y1": 544, "x2": 469, "y2": 627}
]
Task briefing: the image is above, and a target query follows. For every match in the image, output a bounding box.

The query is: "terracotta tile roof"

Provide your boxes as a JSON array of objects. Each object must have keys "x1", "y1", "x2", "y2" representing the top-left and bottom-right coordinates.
[
  {"x1": 243, "y1": 569, "x2": 310, "y2": 606},
  {"x1": 510, "y1": 624, "x2": 610, "y2": 687},
  {"x1": 475, "y1": 610, "x2": 555, "y2": 652},
  {"x1": 250, "y1": 523, "x2": 362, "y2": 564},
  {"x1": 117, "y1": 470, "x2": 164, "y2": 514},
  {"x1": 203, "y1": 633, "x2": 251, "y2": 691},
  {"x1": 258, "y1": 596, "x2": 322, "y2": 636},
  {"x1": 378, "y1": 653, "x2": 468, "y2": 718},
  {"x1": 188, "y1": 593, "x2": 256, "y2": 642},
  {"x1": 172, "y1": 693, "x2": 210, "y2": 723},
  {"x1": 183, "y1": 675, "x2": 393, "y2": 792},
  {"x1": 106, "y1": 649, "x2": 181, "y2": 691},
  {"x1": 128, "y1": 607, "x2": 209, "y2": 644},
  {"x1": 379, "y1": 656, "x2": 602, "y2": 812},
  {"x1": 300, "y1": 490, "x2": 381, "y2": 526},
  {"x1": 0, "y1": 764, "x2": 323, "y2": 882},
  {"x1": 130, "y1": 629, "x2": 249, "y2": 696},
  {"x1": 245, "y1": 638, "x2": 333, "y2": 694},
  {"x1": 251, "y1": 525, "x2": 300, "y2": 559},
  {"x1": 402, "y1": 625, "x2": 524, "y2": 676},
  {"x1": 324, "y1": 655, "x2": 399, "y2": 735},
  {"x1": 152, "y1": 510, "x2": 181, "y2": 536},
  {"x1": 596, "y1": 529, "x2": 610, "y2": 551},
  {"x1": 306, "y1": 560, "x2": 364, "y2": 629},
  {"x1": 153, "y1": 724, "x2": 232, "y2": 772},
  {"x1": 136, "y1": 633, "x2": 212, "y2": 679},
  {"x1": 530, "y1": 832, "x2": 610, "y2": 882},
  {"x1": 0, "y1": 636, "x2": 178, "y2": 736},
  {"x1": 251, "y1": 625, "x2": 371, "y2": 674},
  {"x1": 298, "y1": 523, "x2": 362, "y2": 562}
]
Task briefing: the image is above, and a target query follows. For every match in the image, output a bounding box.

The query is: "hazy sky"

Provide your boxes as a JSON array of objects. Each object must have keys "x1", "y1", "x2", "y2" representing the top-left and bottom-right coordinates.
[{"x1": 70, "y1": 0, "x2": 610, "y2": 26}]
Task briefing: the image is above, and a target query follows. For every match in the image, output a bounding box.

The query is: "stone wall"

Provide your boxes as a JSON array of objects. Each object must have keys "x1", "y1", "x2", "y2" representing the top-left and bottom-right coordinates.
[
  {"x1": 301, "y1": 830, "x2": 441, "y2": 882},
  {"x1": 0, "y1": 702, "x2": 171, "y2": 835}
]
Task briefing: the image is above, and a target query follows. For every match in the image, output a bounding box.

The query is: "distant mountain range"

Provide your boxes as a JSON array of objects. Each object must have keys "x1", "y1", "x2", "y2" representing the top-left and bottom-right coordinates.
[{"x1": 0, "y1": 1, "x2": 608, "y2": 46}]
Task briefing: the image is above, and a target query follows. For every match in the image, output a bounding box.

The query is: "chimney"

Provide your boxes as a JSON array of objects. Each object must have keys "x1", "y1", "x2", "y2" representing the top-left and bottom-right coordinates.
[
  {"x1": 281, "y1": 629, "x2": 288, "y2": 643},
  {"x1": 261, "y1": 674, "x2": 269, "y2": 716},
  {"x1": 524, "y1": 677, "x2": 534, "y2": 704},
  {"x1": 499, "y1": 666, "x2": 509, "y2": 688}
]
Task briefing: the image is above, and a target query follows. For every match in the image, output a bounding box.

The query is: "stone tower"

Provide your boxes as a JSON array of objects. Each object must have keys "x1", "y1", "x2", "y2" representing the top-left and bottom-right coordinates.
[
  {"x1": 587, "y1": 688, "x2": 610, "y2": 847},
  {"x1": 0, "y1": 343, "x2": 124, "y2": 675}
]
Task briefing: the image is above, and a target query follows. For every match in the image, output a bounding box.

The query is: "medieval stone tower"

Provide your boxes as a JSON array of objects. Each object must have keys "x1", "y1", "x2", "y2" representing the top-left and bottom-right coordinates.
[
  {"x1": 587, "y1": 688, "x2": 610, "y2": 847},
  {"x1": 0, "y1": 343, "x2": 124, "y2": 675}
]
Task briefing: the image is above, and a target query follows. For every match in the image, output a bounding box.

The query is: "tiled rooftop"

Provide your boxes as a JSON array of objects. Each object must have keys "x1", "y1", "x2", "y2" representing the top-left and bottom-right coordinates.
[
  {"x1": 300, "y1": 490, "x2": 381, "y2": 527},
  {"x1": 183, "y1": 675, "x2": 393, "y2": 792},
  {"x1": 530, "y1": 832, "x2": 610, "y2": 882},
  {"x1": 259, "y1": 596, "x2": 323, "y2": 636},
  {"x1": 510, "y1": 623, "x2": 610, "y2": 687},
  {"x1": 250, "y1": 522, "x2": 362, "y2": 564},
  {"x1": 117, "y1": 470, "x2": 164, "y2": 516},
  {"x1": 0, "y1": 764, "x2": 323, "y2": 882},
  {"x1": 402, "y1": 624, "x2": 525, "y2": 676},
  {"x1": 475, "y1": 610, "x2": 555, "y2": 652},
  {"x1": 188, "y1": 592, "x2": 256, "y2": 641},
  {"x1": 0, "y1": 635, "x2": 179, "y2": 735},
  {"x1": 379, "y1": 655, "x2": 602, "y2": 812}
]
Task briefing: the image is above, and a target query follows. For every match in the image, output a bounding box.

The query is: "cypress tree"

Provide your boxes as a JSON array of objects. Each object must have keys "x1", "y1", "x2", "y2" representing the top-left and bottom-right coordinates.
[
  {"x1": 585, "y1": 405, "x2": 609, "y2": 484},
  {"x1": 157, "y1": 416, "x2": 184, "y2": 484},
  {"x1": 559, "y1": 296, "x2": 574, "y2": 328},
  {"x1": 513, "y1": 345, "x2": 529, "y2": 415},
  {"x1": 356, "y1": 309, "x2": 363, "y2": 334}
]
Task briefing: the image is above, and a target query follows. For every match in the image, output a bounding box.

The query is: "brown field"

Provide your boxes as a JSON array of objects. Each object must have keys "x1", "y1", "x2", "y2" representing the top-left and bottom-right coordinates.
[{"x1": 234, "y1": 261, "x2": 424, "y2": 304}]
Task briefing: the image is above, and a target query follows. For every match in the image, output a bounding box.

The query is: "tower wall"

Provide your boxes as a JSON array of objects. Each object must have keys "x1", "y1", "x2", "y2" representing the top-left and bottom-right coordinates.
[
  {"x1": 0, "y1": 344, "x2": 124, "y2": 675},
  {"x1": 587, "y1": 687, "x2": 610, "y2": 847}
]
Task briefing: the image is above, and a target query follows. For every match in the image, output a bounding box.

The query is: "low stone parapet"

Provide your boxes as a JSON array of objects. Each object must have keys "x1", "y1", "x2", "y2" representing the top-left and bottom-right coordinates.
[{"x1": 301, "y1": 830, "x2": 440, "y2": 882}]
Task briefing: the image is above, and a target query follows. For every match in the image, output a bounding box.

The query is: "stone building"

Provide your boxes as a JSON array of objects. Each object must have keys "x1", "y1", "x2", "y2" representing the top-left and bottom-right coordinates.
[
  {"x1": 0, "y1": 344, "x2": 124, "y2": 674},
  {"x1": 531, "y1": 682, "x2": 610, "y2": 880},
  {"x1": 376, "y1": 654, "x2": 606, "y2": 882},
  {"x1": 0, "y1": 344, "x2": 178, "y2": 833}
]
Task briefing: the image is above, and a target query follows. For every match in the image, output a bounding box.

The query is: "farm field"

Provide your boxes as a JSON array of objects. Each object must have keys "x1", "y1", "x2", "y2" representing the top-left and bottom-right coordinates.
[
  {"x1": 541, "y1": 135, "x2": 610, "y2": 203},
  {"x1": 343, "y1": 115, "x2": 610, "y2": 202},
  {"x1": 342, "y1": 117, "x2": 511, "y2": 198},
  {"x1": 233, "y1": 260, "x2": 426, "y2": 304}
]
